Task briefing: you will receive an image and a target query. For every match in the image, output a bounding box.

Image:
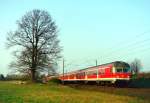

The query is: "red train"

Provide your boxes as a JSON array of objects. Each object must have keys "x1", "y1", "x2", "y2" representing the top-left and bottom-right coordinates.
[{"x1": 59, "y1": 61, "x2": 131, "y2": 84}]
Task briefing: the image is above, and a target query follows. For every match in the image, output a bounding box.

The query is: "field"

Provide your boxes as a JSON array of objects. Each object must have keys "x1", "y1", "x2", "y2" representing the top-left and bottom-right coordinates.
[{"x1": 0, "y1": 81, "x2": 150, "y2": 103}]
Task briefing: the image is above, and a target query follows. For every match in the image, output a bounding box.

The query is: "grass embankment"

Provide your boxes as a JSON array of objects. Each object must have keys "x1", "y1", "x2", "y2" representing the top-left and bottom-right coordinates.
[{"x1": 0, "y1": 81, "x2": 150, "y2": 103}]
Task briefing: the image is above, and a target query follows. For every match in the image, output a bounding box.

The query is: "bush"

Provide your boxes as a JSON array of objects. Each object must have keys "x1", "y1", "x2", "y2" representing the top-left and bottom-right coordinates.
[
  {"x1": 0, "y1": 74, "x2": 5, "y2": 81},
  {"x1": 129, "y1": 78, "x2": 150, "y2": 88},
  {"x1": 5, "y1": 74, "x2": 30, "y2": 81},
  {"x1": 47, "y1": 78, "x2": 61, "y2": 85}
]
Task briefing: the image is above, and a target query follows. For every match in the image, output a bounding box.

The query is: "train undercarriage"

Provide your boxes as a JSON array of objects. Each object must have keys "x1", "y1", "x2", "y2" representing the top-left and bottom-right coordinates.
[{"x1": 61, "y1": 79, "x2": 130, "y2": 87}]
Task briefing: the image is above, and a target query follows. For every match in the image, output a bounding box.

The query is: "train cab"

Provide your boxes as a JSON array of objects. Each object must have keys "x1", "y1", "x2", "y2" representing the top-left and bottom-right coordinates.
[{"x1": 112, "y1": 61, "x2": 131, "y2": 83}]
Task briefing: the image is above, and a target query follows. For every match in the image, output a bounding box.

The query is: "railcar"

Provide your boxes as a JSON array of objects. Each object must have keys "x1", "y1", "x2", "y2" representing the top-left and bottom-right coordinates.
[{"x1": 59, "y1": 61, "x2": 131, "y2": 85}]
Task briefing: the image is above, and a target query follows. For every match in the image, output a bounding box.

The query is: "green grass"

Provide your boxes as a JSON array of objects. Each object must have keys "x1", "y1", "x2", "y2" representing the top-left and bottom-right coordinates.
[{"x1": 0, "y1": 81, "x2": 150, "y2": 103}]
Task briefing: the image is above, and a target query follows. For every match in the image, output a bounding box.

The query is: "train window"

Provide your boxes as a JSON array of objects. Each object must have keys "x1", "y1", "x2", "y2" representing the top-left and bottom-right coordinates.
[
  {"x1": 80, "y1": 72, "x2": 85, "y2": 76},
  {"x1": 99, "y1": 69, "x2": 105, "y2": 74},
  {"x1": 116, "y1": 67, "x2": 130, "y2": 73},
  {"x1": 116, "y1": 68, "x2": 123, "y2": 73},
  {"x1": 87, "y1": 70, "x2": 97, "y2": 76},
  {"x1": 77, "y1": 72, "x2": 85, "y2": 76}
]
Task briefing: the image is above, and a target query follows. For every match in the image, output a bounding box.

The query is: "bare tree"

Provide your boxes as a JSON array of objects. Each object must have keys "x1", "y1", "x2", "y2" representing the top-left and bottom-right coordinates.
[
  {"x1": 6, "y1": 9, "x2": 62, "y2": 82},
  {"x1": 130, "y1": 58, "x2": 142, "y2": 75}
]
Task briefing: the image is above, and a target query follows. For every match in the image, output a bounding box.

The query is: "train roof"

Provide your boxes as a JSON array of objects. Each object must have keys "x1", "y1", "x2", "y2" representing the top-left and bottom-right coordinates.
[
  {"x1": 63, "y1": 61, "x2": 129, "y2": 75},
  {"x1": 80, "y1": 61, "x2": 128, "y2": 70}
]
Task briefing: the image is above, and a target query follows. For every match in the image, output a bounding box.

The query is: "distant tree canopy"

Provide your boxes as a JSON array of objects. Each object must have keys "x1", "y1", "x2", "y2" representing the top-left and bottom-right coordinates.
[
  {"x1": 5, "y1": 74, "x2": 29, "y2": 81},
  {"x1": 6, "y1": 9, "x2": 62, "y2": 82},
  {"x1": 130, "y1": 58, "x2": 142, "y2": 75},
  {"x1": 0, "y1": 74, "x2": 5, "y2": 80}
]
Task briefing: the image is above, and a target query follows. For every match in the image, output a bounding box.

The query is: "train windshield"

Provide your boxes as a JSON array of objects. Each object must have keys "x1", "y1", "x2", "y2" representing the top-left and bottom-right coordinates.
[
  {"x1": 123, "y1": 68, "x2": 130, "y2": 73},
  {"x1": 116, "y1": 67, "x2": 130, "y2": 73},
  {"x1": 114, "y1": 61, "x2": 131, "y2": 73}
]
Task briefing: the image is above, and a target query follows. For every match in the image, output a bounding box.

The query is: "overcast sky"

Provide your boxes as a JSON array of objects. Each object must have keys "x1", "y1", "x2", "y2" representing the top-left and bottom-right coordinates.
[{"x1": 0, "y1": 0, "x2": 150, "y2": 75}]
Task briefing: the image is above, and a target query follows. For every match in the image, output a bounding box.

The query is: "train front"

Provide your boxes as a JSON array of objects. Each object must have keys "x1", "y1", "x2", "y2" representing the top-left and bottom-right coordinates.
[{"x1": 113, "y1": 61, "x2": 131, "y2": 85}]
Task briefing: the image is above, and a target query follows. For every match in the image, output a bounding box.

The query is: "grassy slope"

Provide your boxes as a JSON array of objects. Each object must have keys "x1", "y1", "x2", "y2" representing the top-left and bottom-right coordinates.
[{"x1": 0, "y1": 81, "x2": 150, "y2": 103}]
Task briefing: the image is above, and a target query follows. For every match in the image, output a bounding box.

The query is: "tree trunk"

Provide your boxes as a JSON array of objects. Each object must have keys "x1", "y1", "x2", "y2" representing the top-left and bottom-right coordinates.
[{"x1": 31, "y1": 69, "x2": 36, "y2": 82}]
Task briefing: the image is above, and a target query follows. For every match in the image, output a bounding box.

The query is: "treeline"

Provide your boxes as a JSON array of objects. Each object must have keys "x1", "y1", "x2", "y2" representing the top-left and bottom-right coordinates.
[
  {"x1": 132, "y1": 72, "x2": 150, "y2": 79},
  {"x1": 137, "y1": 72, "x2": 150, "y2": 79},
  {"x1": 5, "y1": 74, "x2": 30, "y2": 81},
  {"x1": 0, "y1": 74, "x2": 30, "y2": 81},
  {"x1": 0, "y1": 74, "x2": 5, "y2": 80},
  {"x1": 0, "y1": 74, "x2": 46, "y2": 82}
]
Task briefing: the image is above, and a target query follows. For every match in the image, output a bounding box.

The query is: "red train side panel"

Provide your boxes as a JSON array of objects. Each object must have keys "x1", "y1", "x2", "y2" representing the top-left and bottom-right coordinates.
[{"x1": 59, "y1": 61, "x2": 131, "y2": 83}]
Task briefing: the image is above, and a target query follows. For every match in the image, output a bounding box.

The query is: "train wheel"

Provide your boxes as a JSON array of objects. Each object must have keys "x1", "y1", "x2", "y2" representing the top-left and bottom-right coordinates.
[{"x1": 115, "y1": 81, "x2": 129, "y2": 87}]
